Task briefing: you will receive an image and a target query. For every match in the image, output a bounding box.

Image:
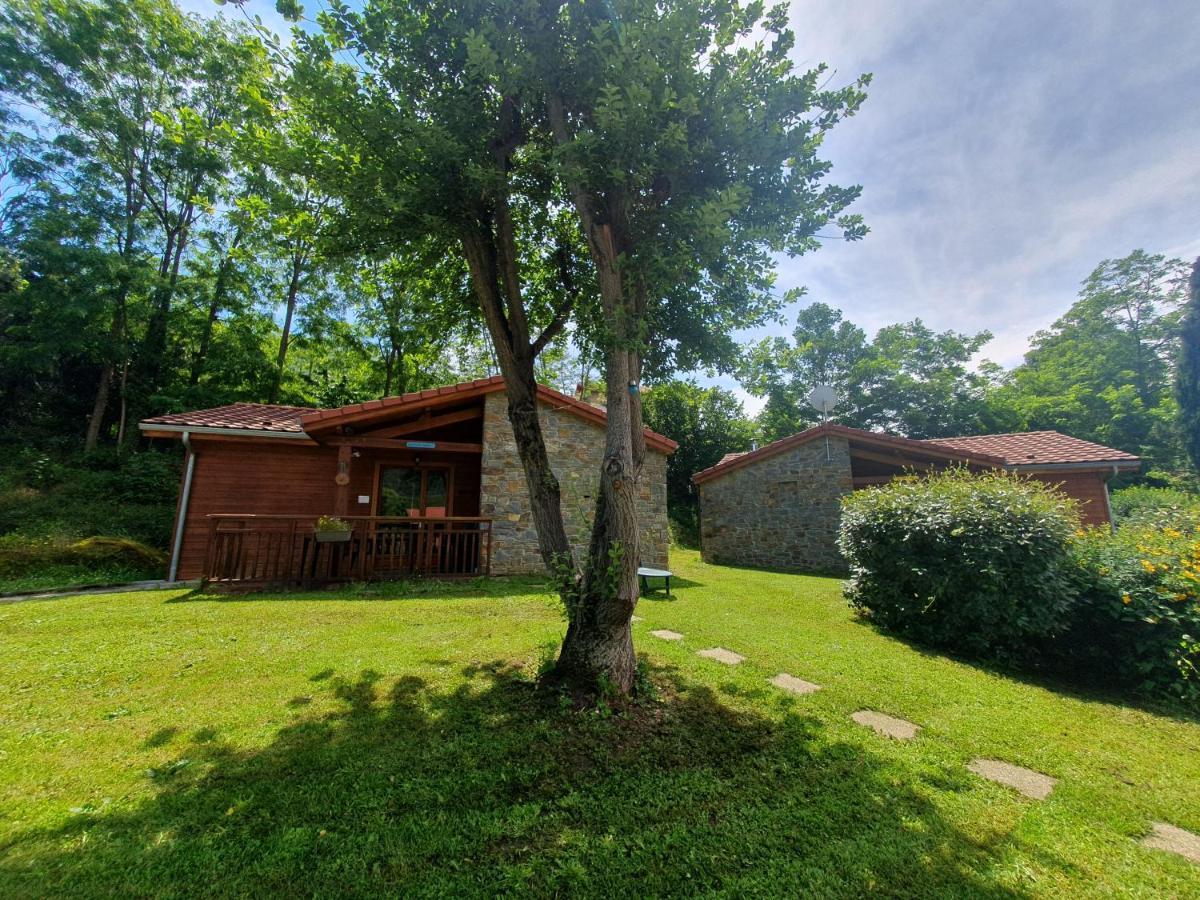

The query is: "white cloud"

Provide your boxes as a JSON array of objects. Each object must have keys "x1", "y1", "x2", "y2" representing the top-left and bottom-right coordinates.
[{"x1": 738, "y1": 0, "x2": 1200, "y2": 369}]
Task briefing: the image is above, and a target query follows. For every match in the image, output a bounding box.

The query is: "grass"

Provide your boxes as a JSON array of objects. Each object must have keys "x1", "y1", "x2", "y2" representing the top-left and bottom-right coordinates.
[{"x1": 1, "y1": 551, "x2": 1198, "y2": 897}]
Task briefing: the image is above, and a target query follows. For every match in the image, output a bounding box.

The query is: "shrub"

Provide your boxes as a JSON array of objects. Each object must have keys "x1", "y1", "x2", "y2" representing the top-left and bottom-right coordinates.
[
  {"x1": 838, "y1": 470, "x2": 1080, "y2": 658},
  {"x1": 1110, "y1": 485, "x2": 1200, "y2": 530},
  {"x1": 1068, "y1": 523, "x2": 1200, "y2": 704}
]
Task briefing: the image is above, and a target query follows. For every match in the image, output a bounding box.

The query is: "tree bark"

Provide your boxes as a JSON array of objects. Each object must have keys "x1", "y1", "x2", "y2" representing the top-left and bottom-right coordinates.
[
  {"x1": 269, "y1": 250, "x2": 305, "y2": 405},
  {"x1": 546, "y1": 92, "x2": 646, "y2": 695},
  {"x1": 459, "y1": 219, "x2": 577, "y2": 580},
  {"x1": 190, "y1": 225, "x2": 245, "y2": 386}
]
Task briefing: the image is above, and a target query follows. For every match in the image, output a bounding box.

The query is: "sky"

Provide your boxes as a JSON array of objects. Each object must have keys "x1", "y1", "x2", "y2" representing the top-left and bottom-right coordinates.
[{"x1": 191, "y1": 0, "x2": 1200, "y2": 414}]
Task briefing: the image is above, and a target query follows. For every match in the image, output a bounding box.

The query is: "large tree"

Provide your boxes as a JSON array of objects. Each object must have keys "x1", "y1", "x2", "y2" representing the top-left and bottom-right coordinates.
[
  {"x1": 997, "y1": 249, "x2": 1190, "y2": 471},
  {"x1": 1178, "y1": 257, "x2": 1200, "y2": 473},
  {"x1": 742, "y1": 302, "x2": 1000, "y2": 441},
  {"x1": 285, "y1": 0, "x2": 867, "y2": 695}
]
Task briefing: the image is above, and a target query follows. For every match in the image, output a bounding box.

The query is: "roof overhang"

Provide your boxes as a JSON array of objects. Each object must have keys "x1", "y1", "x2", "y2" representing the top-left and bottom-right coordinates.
[
  {"x1": 692, "y1": 423, "x2": 1005, "y2": 485},
  {"x1": 139, "y1": 423, "x2": 313, "y2": 441},
  {"x1": 1008, "y1": 459, "x2": 1141, "y2": 474}
]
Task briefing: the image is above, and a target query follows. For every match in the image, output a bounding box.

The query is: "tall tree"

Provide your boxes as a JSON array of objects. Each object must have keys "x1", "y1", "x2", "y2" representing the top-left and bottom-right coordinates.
[
  {"x1": 742, "y1": 303, "x2": 999, "y2": 441},
  {"x1": 641, "y1": 381, "x2": 755, "y2": 541},
  {"x1": 1178, "y1": 257, "x2": 1200, "y2": 472},
  {"x1": 997, "y1": 249, "x2": 1190, "y2": 470}
]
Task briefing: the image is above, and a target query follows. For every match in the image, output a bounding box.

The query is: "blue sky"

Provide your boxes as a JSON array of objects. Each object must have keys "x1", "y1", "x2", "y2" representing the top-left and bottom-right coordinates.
[{"x1": 191, "y1": 0, "x2": 1200, "y2": 413}]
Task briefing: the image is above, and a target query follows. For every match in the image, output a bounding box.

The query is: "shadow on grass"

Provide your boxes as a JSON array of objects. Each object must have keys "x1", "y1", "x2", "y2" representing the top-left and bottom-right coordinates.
[
  {"x1": 853, "y1": 614, "x2": 1200, "y2": 725},
  {"x1": 0, "y1": 663, "x2": 1066, "y2": 897}
]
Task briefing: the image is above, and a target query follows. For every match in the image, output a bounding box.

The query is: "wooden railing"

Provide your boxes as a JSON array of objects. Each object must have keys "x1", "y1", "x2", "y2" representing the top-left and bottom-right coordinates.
[{"x1": 202, "y1": 515, "x2": 492, "y2": 588}]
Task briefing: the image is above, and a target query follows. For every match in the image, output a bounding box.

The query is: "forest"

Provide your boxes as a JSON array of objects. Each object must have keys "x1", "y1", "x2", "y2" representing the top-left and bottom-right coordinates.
[{"x1": 0, "y1": 0, "x2": 1197, "y2": 588}]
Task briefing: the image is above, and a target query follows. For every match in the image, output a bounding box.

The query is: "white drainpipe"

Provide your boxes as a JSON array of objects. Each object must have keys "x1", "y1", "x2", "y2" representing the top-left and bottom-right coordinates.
[{"x1": 168, "y1": 431, "x2": 197, "y2": 582}]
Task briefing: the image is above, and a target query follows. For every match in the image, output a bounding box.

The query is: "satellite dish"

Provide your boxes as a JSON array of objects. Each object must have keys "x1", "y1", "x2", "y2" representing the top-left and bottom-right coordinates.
[{"x1": 807, "y1": 385, "x2": 839, "y2": 418}]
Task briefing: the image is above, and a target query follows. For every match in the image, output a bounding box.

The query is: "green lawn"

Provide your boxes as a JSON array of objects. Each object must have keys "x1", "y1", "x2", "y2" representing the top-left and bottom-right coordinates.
[{"x1": 1, "y1": 550, "x2": 1198, "y2": 897}]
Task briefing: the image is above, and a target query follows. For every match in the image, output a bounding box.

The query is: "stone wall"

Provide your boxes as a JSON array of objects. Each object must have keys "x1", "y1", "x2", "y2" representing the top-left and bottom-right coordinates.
[
  {"x1": 479, "y1": 391, "x2": 670, "y2": 575},
  {"x1": 698, "y1": 435, "x2": 853, "y2": 573}
]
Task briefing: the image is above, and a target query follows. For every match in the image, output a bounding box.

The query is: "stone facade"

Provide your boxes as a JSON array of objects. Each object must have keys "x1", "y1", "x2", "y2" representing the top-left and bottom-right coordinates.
[
  {"x1": 479, "y1": 391, "x2": 670, "y2": 575},
  {"x1": 698, "y1": 435, "x2": 853, "y2": 573}
]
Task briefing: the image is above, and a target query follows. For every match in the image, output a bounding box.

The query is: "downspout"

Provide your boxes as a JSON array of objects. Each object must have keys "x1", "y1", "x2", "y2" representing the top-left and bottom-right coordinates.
[
  {"x1": 1103, "y1": 463, "x2": 1117, "y2": 532},
  {"x1": 168, "y1": 431, "x2": 197, "y2": 582}
]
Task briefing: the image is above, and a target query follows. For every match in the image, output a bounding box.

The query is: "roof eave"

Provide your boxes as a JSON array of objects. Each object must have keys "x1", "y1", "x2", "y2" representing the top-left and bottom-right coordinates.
[{"x1": 139, "y1": 423, "x2": 312, "y2": 441}]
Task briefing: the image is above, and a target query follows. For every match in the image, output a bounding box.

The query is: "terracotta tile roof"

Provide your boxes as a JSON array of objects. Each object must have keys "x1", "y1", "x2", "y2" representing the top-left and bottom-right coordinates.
[
  {"x1": 923, "y1": 431, "x2": 1140, "y2": 467},
  {"x1": 140, "y1": 402, "x2": 315, "y2": 433},
  {"x1": 716, "y1": 451, "x2": 749, "y2": 467},
  {"x1": 693, "y1": 423, "x2": 1141, "y2": 485},
  {"x1": 693, "y1": 423, "x2": 1006, "y2": 484},
  {"x1": 139, "y1": 377, "x2": 679, "y2": 453}
]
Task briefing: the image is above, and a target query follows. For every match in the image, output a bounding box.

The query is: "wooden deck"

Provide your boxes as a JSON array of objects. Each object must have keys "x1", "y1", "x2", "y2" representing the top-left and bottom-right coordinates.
[{"x1": 202, "y1": 515, "x2": 492, "y2": 589}]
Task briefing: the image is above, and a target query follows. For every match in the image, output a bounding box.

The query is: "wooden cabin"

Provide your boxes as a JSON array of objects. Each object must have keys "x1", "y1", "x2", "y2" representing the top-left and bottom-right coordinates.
[
  {"x1": 692, "y1": 423, "x2": 1140, "y2": 573},
  {"x1": 141, "y1": 377, "x2": 676, "y2": 588}
]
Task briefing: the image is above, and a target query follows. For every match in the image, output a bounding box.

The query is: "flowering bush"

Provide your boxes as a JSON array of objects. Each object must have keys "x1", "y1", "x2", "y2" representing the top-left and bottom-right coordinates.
[{"x1": 1070, "y1": 523, "x2": 1200, "y2": 704}]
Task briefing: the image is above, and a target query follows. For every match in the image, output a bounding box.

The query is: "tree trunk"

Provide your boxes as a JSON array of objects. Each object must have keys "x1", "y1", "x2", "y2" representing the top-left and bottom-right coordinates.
[
  {"x1": 545, "y1": 93, "x2": 647, "y2": 696},
  {"x1": 459, "y1": 220, "x2": 577, "y2": 581},
  {"x1": 269, "y1": 250, "x2": 305, "y2": 405},
  {"x1": 84, "y1": 364, "x2": 113, "y2": 453},
  {"x1": 190, "y1": 226, "x2": 245, "y2": 386}
]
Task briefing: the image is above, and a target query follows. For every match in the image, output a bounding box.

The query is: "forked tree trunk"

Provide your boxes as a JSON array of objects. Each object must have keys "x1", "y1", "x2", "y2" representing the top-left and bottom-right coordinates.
[{"x1": 546, "y1": 93, "x2": 647, "y2": 696}]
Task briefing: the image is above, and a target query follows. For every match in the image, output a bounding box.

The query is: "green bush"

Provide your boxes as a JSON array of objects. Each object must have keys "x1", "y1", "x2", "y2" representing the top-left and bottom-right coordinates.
[
  {"x1": 0, "y1": 535, "x2": 167, "y2": 592},
  {"x1": 0, "y1": 447, "x2": 179, "y2": 548},
  {"x1": 1110, "y1": 485, "x2": 1200, "y2": 530},
  {"x1": 838, "y1": 470, "x2": 1080, "y2": 658},
  {"x1": 1067, "y1": 523, "x2": 1200, "y2": 704}
]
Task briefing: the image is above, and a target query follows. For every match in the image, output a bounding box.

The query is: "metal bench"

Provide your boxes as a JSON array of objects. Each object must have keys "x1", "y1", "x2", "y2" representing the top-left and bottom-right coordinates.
[{"x1": 637, "y1": 566, "x2": 673, "y2": 596}]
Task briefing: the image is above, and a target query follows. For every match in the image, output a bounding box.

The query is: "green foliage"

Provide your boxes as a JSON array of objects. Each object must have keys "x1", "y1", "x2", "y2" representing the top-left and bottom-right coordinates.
[
  {"x1": 313, "y1": 516, "x2": 350, "y2": 533},
  {"x1": 992, "y1": 250, "x2": 1191, "y2": 473},
  {"x1": 1069, "y1": 522, "x2": 1200, "y2": 704},
  {"x1": 1110, "y1": 485, "x2": 1200, "y2": 530},
  {"x1": 838, "y1": 470, "x2": 1081, "y2": 657},
  {"x1": 0, "y1": 534, "x2": 166, "y2": 591},
  {"x1": 1177, "y1": 258, "x2": 1200, "y2": 472},
  {"x1": 742, "y1": 302, "x2": 1003, "y2": 442},
  {"x1": 641, "y1": 380, "x2": 755, "y2": 544},
  {"x1": 0, "y1": 446, "x2": 179, "y2": 549}
]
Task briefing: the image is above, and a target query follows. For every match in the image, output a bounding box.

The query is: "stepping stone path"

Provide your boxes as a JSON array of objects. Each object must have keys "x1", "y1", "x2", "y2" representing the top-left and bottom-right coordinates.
[
  {"x1": 851, "y1": 710, "x2": 920, "y2": 740},
  {"x1": 631, "y1": 615, "x2": 642, "y2": 622},
  {"x1": 967, "y1": 758, "x2": 1056, "y2": 800},
  {"x1": 770, "y1": 673, "x2": 821, "y2": 695},
  {"x1": 1141, "y1": 822, "x2": 1200, "y2": 864},
  {"x1": 697, "y1": 647, "x2": 744, "y2": 665},
  {"x1": 650, "y1": 629, "x2": 683, "y2": 641}
]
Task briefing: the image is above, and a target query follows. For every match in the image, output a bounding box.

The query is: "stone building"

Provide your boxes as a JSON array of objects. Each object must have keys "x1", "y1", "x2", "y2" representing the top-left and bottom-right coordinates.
[
  {"x1": 693, "y1": 423, "x2": 1139, "y2": 573},
  {"x1": 141, "y1": 376, "x2": 674, "y2": 586}
]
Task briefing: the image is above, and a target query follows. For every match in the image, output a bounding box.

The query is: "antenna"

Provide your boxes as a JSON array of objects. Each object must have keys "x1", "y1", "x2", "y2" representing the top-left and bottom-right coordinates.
[{"x1": 806, "y1": 385, "x2": 839, "y2": 461}]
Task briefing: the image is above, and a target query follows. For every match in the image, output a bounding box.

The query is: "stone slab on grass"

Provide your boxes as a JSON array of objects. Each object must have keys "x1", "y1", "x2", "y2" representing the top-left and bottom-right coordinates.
[
  {"x1": 650, "y1": 629, "x2": 683, "y2": 641},
  {"x1": 697, "y1": 647, "x2": 744, "y2": 665},
  {"x1": 631, "y1": 615, "x2": 643, "y2": 623},
  {"x1": 770, "y1": 673, "x2": 821, "y2": 695},
  {"x1": 967, "y1": 758, "x2": 1056, "y2": 800},
  {"x1": 851, "y1": 710, "x2": 920, "y2": 740},
  {"x1": 1142, "y1": 822, "x2": 1200, "y2": 864}
]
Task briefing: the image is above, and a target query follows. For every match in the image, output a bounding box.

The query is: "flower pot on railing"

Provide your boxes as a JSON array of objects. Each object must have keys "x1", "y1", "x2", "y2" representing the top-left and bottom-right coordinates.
[{"x1": 314, "y1": 516, "x2": 352, "y2": 543}]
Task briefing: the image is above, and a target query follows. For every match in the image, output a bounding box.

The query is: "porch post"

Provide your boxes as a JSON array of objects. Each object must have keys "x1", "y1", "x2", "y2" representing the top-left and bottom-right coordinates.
[{"x1": 334, "y1": 444, "x2": 352, "y2": 516}]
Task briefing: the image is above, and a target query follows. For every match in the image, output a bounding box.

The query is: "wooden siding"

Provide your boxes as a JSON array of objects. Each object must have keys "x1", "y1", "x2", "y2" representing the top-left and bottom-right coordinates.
[
  {"x1": 1025, "y1": 470, "x2": 1112, "y2": 527},
  {"x1": 175, "y1": 438, "x2": 483, "y2": 580}
]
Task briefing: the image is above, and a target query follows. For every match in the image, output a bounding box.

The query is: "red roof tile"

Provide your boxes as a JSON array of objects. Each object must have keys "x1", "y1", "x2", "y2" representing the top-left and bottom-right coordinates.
[
  {"x1": 139, "y1": 378, "x2": 679, "y2": 453},
  {"x1": 923, "y1": 431, "x2": 1140, "y2": 467},
  {"x1": 140, "y1": 402, "x2": 315, "y2": 433},
  {"x1": 692, "y1": 423, "x2": 1140, "y2": 484}
]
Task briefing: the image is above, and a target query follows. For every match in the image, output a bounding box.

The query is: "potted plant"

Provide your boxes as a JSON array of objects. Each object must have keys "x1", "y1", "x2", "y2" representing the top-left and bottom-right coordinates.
[{"x1": 314, "y1": 515, "x2": 352, "y2": 543}]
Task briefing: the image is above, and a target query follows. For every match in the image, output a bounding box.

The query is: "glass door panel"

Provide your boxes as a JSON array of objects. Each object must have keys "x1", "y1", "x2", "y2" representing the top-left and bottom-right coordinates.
[
  {"x1": 379, "y1": 467, "x2": 422, "y2": 516},
  {"x1": 424, "y1": 471, "x2": 448, "y2": 517}
]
